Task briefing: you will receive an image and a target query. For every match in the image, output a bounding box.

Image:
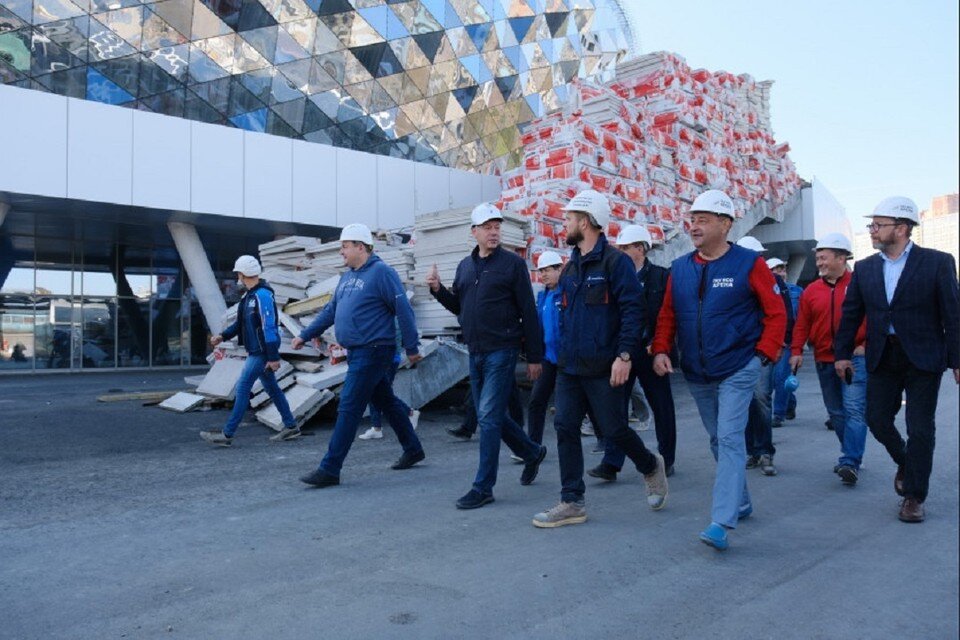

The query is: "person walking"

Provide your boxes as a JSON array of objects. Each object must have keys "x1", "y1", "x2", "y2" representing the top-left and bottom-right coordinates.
[
  {"x1": 526, "y1": 250, "x2": 565, "y2": 446},
  {"x1": 767, "y1": 257, "x2": 802, "y2": 427},
  {"x1": 201, "y1": 255, "x2": 299, "y2": 446},
  {"x1": 789, "y1": 233, "x2": 868, "y2": 486},
  {"x1": 294, "y1": 224, "x2": 426, "y2": 487},
  {"x1": 358, "y1": 321, "x2": 420, "y2": 441},
  {"x1": 428, "y1": 203, "x2": 548, "y2": 510},
  {"x1": 834, "y1": 196, "x2": 959, "y2": 522},
  {"x1": 652, "y1": 190, "x2": 786, "y2": 550},
  {"x1": 531, "y1": 190, "x2": 668, "y2": 529},
  {"x1": 588, "y1": 224, "x2": 678, "y2": 481}
]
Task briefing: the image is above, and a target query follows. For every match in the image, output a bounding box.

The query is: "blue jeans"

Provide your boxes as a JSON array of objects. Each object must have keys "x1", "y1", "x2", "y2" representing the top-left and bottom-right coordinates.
[
  {"x1": 554, "y1": 371, "x2": 658, "y2": 503},
  {"x1": 601, "y1": 351, "x2": 678, "y2": 470},
  {"x1": 745, "y1": 361, "x2": 775, "y2": 457},
  {"x1": 687, "y1": 357, "x2": 760, "y2": 528},
  {"x1": 772, "y1": 349, "x2": 796, "y2": 419},
  {"x1": 815, "y1": 355, "x2": 868, "y2": 469},
  {"x1": 318, "y1": 345, "x2": 423, "y2": 477},
  {"x1": 469, "y1": 348, "x2": 542, "y2": 496},
  {"x1": 369, "y1": 359, "x2": 409, "y2": 428},
  {"x1": 223, "y1": 354, "x2": 296, "y2": 437}
]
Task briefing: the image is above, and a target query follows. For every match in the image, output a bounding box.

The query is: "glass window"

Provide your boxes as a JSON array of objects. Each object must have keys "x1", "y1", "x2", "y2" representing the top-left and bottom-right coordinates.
[
  {"x1": 82, "y1": 269, "x2": 118, "y2": 296},
  {"x1": 0, "y1": 293, "x2": 36, "y2": 371},
  {"x1": 117, "y1": 244, "x2": 153, "y2": 298},
  {"x1": 33, "y1": 296, "x2": 81, "y2": 370},
  {"x1": 81, "y1": 297, "x2": 116, "y2": 369},
  {"x1": 34, "y1": 239, "x2": 76, "y2": 295},
  {"x1": 187, "y1": 296, "x2": 211, "y2": 365},
  {"x1": 152, "y1": 297, "x2": 184, "y2": 366},
  {"x1": 116, "y1": 296, "x2": 150, "y2": 367},
  {"x1": 0, "y1": 267, "x2": 34, "y2": 294}
]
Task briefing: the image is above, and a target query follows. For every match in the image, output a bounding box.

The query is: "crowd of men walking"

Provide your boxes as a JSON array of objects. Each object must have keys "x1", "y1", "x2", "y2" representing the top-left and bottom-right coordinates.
[{"x1": 201, "y1": 189, "x2": 959, "y2": 551}]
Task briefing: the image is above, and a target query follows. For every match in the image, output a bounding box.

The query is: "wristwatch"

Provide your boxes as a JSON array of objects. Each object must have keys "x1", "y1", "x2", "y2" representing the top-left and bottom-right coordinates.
[{"x1": 618, "y1": 351, "x2": 631, "y2": 363}]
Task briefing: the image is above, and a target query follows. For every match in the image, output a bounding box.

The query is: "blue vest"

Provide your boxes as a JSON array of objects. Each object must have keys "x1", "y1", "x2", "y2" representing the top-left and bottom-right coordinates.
[{"x1": 671, "y1": 243, "x2": 761, "y2": 383}]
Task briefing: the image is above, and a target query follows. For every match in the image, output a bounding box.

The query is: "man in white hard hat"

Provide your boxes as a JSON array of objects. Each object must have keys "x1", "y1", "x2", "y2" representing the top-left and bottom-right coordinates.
[
  {"x1": 835, "y1": 197, "x2": 959, "y2": 523},
  {"x1": 588, "y1": 224, "x2": 678, "y2": 482},
  {"x1": 428, "y1": 203, "x2": 548, "y2": 510},
  {"x1": 201, "y1": 255, "x2": 299, "y2": 446},
  {"x1": 652, "y1": 190, "x2": 786, "y2": 550},
  {"x1": 734, "y1": 236, "x2": 793, "y2": 477},
  {"x1": 765, "y1": 257, "x2": 803, "y2": 427},
  {"x1": 293, "y1": 224, "x2": 426, "y2": 487},
  {"x1": 789, "y1": 232, "x2": 868, "y2": 486},
  {"x1": 531, "y1": 190, "x2": 668, "y2": 529}
]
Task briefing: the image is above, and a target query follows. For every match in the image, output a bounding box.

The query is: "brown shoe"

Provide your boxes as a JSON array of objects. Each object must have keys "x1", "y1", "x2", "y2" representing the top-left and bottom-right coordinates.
[
  {"x1": 898, "y1": 497, "x2": 925, "y2": 523},
  {"x1": 894, "y1": 466, "x2": 905, "y2": 497}
]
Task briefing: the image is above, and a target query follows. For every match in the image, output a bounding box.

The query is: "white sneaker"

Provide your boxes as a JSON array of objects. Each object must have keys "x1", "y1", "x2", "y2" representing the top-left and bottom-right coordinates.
[
  {"x1": 580, "y1": 419, "x2": 595, "y2": 436},
  {"x1": 510, "y1": 454, "x2": 524, "y2": 464},
  {"x1": 634, "y1": 418, "x2": 651, "y2": 432},
  {"x1": 409, "y1": 409, "x2": 420, "y2": 431},
  {"x1": 358, "y1": 427, "x2": 383, "y2": 440}
]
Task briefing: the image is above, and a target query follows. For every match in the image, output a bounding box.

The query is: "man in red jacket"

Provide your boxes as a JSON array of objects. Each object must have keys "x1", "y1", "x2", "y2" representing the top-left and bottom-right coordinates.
[{"x1": 789, "y1": 233, "x2": 867, "y2": 486}]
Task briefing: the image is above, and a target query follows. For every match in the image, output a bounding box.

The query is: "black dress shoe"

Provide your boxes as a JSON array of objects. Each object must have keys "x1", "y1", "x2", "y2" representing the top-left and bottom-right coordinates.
[
  {"x1": 391, "y1": 449, "x2": 425, "y2": 470},
  {"x1": 520, "y1": 446, "x2": 547, "y2": 485},
  {"x1": 587, "y1": 463, "x2": 618, "y2": 482},
  {"x1": 456, "y1": 489, "x2": 495, "y2": 509},
  {"x1": 447, "y1": 426, "x2": 473, "y2": 440},
  {"x1": 300, "y1": 469, "x2": 339, "y2": 487}
]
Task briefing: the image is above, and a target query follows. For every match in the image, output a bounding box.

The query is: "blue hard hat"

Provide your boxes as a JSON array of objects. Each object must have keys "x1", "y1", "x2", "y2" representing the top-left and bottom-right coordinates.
[{"x1": 784, "y1": 375, "x2": 800, "y2": 393}]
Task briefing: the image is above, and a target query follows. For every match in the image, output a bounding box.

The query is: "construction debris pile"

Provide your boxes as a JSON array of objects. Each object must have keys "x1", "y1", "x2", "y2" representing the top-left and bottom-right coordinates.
[{"x1": 498, "y1": 51, "x2": 801, "y2": 269}]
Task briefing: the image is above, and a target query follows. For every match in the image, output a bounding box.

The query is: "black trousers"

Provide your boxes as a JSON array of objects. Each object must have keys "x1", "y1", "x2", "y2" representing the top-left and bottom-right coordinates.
[{"x1": 866, "y1": 337, "x2": 944, "y2": 502}]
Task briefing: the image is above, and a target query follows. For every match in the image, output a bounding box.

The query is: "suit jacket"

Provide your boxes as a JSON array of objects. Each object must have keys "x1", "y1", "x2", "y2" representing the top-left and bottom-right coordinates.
[{"x1": 835, "y1": 245, "x2": 959, "y2": 373}]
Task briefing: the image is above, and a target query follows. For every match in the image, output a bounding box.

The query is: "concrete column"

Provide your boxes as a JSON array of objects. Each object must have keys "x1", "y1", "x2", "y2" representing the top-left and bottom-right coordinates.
[
  {"x1": 167, "y1": 221, "x2": 227, "y2": 334},
  {"x1": 786, "y1": 253, "x2": 807, "y2": 284}
]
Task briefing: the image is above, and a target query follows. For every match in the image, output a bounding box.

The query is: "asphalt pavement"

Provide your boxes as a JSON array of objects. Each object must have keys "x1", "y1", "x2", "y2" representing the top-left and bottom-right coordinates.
[{"x1": 1, "y1": 366, "x2": 957, "y2": 639}]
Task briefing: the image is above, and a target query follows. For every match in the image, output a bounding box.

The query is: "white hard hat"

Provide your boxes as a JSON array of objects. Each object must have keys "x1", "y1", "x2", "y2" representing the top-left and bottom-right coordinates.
[
  {"x1": 615, "y1": 225, "x2": 653, "y2": 247},
  {"x1": 564, "y1": 189, "x2": 610, "y2": 229},
  {"x1": 340, "y1": 223, "x2": 373, "y2": 245},
  {"x1": 690, "y1": 189, "x2": 735, "y2": 218},
  {"x1": 814, "y1": 232, "x2": 853, "y2": 257},
  {"x1": 766, "y1": 257, "x2": 785, "y2": 270},
  {"x1": 233, "y1": 255, "x2": 262, "y2": 277},
  {"x1": 537, "y1": 250, "x2": 563, "y2": 269},
  {"x1": 470, "y1": 203, "x2": 504, "y2": 227},
  {"x1": 736, "y1": 236, "x2": 766, "y2": 253},
  {"x1": 869, "y1": 196, "x2": 919, "y2": 224}
]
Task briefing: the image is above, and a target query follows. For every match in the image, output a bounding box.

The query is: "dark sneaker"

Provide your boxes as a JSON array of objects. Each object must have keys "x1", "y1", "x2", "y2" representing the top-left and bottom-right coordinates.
[
  {"x1": 759, "y1": 454, "x2": 777, "y2": 476},
  {"x1": 270, "y1": 426, "x2": 301, "y2": 442},
  {"x1": 837, "y1": 465, "x2": 858, "y2": 486},
  {"x1": 520, "y1": 446, "x2": 547, "y2": 485},
  {"x1": 825, "y1": 419, "x2": 834, "y2": 430},
  {"x1": 590, "y1": 440, "x2": 605, "y2": 454},
  {"x1": 532, "y1": 500, "x2": 587, "y2": 528},
  {"x1": 200, "y1": 430, "x2": 233, "y2": 446},
  {"x1": 772, "y1": 416, "x2": 784, "y2": 428},
  {"x1": 447, "y1": 426, "x2": 473, "y2": 440},
  {"x1": 665, "y1": 464, "x2": 675, "y2": 477},
  {"x1": 456, "y1": 489, "x2": 494, "y2": 510},
  {"x1": 587, "y1": 463, "x2": 618, "y2": 482},
  {"x1": 300, "y1": 469, "x2": 339, "y2": 488},
  {"x1": 786, "y1": 408, "x2": 796, "y2": 420},
  {"x1": 391, "y1": 449, "x2": 425, "y2": 470},
  {"x1": 746, "y1": 455, "x2": 760, "y2": 469}
]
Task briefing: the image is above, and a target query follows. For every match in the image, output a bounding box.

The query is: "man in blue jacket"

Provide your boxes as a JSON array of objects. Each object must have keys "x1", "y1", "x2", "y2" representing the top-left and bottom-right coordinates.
[
  {"x1": 428, "y1": 203, "x2": 548, "y2": 510},
  {"x1": 532, "y1": 190, "x2": 668, "y2": 529},
  {"x1": 835, "y1": 196, "x2": 959, "y2": 523},
  {"x1": 526, "y1": 250, "x2": 565, "y2": 445},
  {"x1": 201, "y1": 255, "x2": 298, "y2": 446},
  {"x1": 294, "y1": 224, "x2": 426, "y2": 488}
]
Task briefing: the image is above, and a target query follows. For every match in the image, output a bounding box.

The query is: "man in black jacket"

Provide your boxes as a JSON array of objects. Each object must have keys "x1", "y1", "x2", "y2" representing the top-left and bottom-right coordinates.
[
  {"x1": 589, "y1": 224, "x2": 678, "y2": 481},
  {"x1": 428, "y1": 203, "x2": 548, "y2": 510},
  {"x1": 835, "y1": 196, "x2": 959, "y2": 523}
]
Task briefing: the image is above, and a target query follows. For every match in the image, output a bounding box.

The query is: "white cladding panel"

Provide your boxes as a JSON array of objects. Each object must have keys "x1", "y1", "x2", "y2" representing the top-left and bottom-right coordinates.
[
  {"x1": 132, "y1": 110, "x2": 191, "y2": 211},
  {"x1": 244, "y1": 132, "x2": 293, "y2": 222},
  {"x1": 376, "y1": 155, "x2": 416, "y2": 229},
  {"x1": 336, "y1": 148, "x2": 378, "y2": 229},
  {"x1": 67, "y1": 98, "x2": 133, "y2": 205},
  {"x1": 449, "y1": 168, "x2": 484, "y2": 210},
  {"x1": 414, "y1": 164, "x2": 450, "y2": 216},
  {"x1": 190, "y1": 121, "x2": 244, "y2": 216},
  {"x1": 291, "y1": 140, "x2": 337, "y2": 226},
  {"x1": 0, "y1": 85, "x2": 68, "y2": 198}
]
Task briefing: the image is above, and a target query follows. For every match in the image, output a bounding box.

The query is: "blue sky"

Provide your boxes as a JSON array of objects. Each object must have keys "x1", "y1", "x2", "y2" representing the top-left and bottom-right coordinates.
[{"x1": 623, "y1": 0, "x2": 959, "y2": 227}]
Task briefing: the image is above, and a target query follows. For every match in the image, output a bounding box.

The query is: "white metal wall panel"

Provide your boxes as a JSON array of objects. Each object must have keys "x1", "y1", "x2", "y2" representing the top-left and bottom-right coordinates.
[
  {"x1": 291, "y1": 139, "x2": 337, "y2": 227},
  {"x1": 132, "y1": 110, "x2": 191, "y2": 211},
  {"x1": 67, "y1": 98, "x2": 133, "y2": 205},
  {"x1": 376, "y1": 155, "x2": 416, "y2": 229},
  {"x1": 336, "y1": 147, "x2": 378, "y2": 229},
  {"x1": 449, "y1": 167, "x2": 484, "y2": 209},
  {"x1": 414, "y1": 164, "x2": 450, "y2": 215},
  {"x1": 190, "y1": 121, "x2": 244, "y2": 217},
  {"x1": 0, "y1": 85, "x2": 68, "y2": 198},
  {"x1": 481, "y1": 174, "x2": 502, "y2": 203},
  {"x1": 244, "y1": 132, "x2": 292, "y2": 221}
]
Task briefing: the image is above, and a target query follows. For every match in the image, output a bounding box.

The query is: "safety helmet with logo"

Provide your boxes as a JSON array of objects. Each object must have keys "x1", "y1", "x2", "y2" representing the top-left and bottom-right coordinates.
[
  {"x1": 766, "y1": 257, "x2": 786, "y2": 270},
  {"x1": 690, "y1": 189, "x2": 735, "y2": 218},
  {"x1": 470, "y1": 203, "x2": 504, "y2": 227},
  {"x1": 537, "y1": 250, "x2": 563, "y2": 270},
  {"x1": 233, "y1": 255, "x2": 262, "y2": 277},
  {"x1": 615, "y1": 225, "x2": 653, "y2": 248},
  {"x1": 340, "y1": 223, "x2": 374, "y2": 246},
  {"x1": 736, "y1": 236, "x2": 766, "y2": 253},
  {"x1": 564, "y1": 189, "x2": 611, "y2": 230},
  {"x1": 868, "y1": 196, "x2": 919, "y2": 224},
  {"x1": 814, "y1": 232, "x2": 853, "y2": 258}
]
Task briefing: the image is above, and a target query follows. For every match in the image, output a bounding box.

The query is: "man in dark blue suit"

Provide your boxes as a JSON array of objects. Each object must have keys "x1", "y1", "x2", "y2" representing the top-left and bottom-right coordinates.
[{"x1": 835, "y1": 196, "x2": 959, "y2": 523}]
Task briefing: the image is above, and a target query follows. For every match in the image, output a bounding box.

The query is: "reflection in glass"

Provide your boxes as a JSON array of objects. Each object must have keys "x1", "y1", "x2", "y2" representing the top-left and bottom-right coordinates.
[
  {"x1": 117, "y1": 296, "x2": 150, "y2": 367},
  {"x1": 152, "y1": 297, "x2": 183, "y2": 365},
  {"x1": 0, "y1": 267, "x2": 34, "y2": 294},
  {"x1": 33, "y1": 296, "x2": 80, "y2": 369},
  {"x1": 80, "y1": 296, "x2": 115, "y2": 368},
  {"x1": 0, "y1": 293, "x2": 36, "y2": 371}
]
